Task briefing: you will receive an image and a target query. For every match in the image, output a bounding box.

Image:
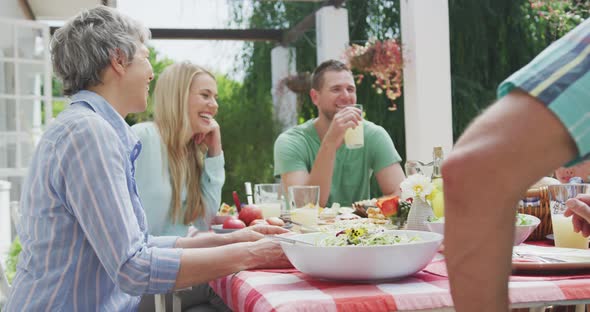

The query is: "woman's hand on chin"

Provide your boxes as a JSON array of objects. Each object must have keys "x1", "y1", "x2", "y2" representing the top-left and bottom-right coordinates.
[{"x1": 193, "y1": 119, "x2": 222, "y2": 156}]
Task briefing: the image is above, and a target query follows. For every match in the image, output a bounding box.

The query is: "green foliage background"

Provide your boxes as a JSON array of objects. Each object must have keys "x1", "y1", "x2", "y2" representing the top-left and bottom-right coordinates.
[
  {"x1": 45, "y1": 0, "x2": 588, "y2": 205},
  {"x1": 227, "y1": 0, "x2": 588, "y2": 200}
]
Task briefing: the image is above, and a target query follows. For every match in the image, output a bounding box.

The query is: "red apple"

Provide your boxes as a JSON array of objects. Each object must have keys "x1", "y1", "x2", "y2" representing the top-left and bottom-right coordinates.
[
  {"x1": 238, "y1": 204, "x2": 263, "y2": 226},
  {"x1": 250, "y1": 219, "x2": 269, "y2": 226},
  {"x1": 222, "y1": 217, "x2": 246, "y2": 229}
]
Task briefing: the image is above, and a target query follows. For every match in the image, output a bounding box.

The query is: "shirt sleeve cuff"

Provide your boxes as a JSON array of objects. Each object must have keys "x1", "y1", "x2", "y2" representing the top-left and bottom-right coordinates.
[
  {"x1": 148, "y1": 235, "x2": 180, "y2": 248},
  {"x1": 148, "y1": 247, "x2": 182, "y2": 293},
  {"x1": 203, "y1": 153, "x2": 225, "y2": 185}
]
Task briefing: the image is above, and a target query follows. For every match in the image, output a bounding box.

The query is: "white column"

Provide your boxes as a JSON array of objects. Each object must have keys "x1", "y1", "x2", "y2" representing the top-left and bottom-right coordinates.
[
  {"x1": 401, "y1": 0, "x2": 453, "y2": 163},
  {"x1": 315, "y1": 6, "x2": 350, "y2": 64},
  {"x1": 0, "y1": 180, "x2": 11, "y2": 258},
  {"x1": 271, "y1": 46, "x2": 298, "y2": 130}
]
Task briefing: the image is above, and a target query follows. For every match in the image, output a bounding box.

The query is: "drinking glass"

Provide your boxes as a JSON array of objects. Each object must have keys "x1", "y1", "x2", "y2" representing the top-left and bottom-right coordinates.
[
  {"x1": 254, "y1": 183, "x2": 283, "y2": 218},
  {"x1": 288, "y1": 185, "x2": 320, "y2": 228},
  {"x1": 344, "y1": 104, "x2": 364, "y2": 149},
  {"x1": 404, "y1": 160, "x2": 423, "y2": 176},
  {"x1": 548, "y1": 184, "x2": 590, "y2": 249}
]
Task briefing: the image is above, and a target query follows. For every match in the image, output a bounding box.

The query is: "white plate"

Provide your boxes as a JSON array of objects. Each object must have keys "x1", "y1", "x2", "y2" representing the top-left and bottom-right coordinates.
[
  {"x1": 512, "y1": 245, "x2": 590, "y2": 271},
  {"x1": 211, "y1": 224, "x2": 240, "y2": 234},
  {"x1": 212, "y1": 223, "x2": 294, "y2": 234},
  {"x1": 337, "y1": 207, "x2": 354, "y2": 214}
]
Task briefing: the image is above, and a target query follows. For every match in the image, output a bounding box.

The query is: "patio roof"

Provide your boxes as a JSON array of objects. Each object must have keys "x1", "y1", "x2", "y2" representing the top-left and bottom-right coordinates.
[
  {"x1": 27, "y1": 0, "x2": 344, "y2": 46},
  {"x1": 19, "y1": 0, "x2": 110, "y2": 20}
]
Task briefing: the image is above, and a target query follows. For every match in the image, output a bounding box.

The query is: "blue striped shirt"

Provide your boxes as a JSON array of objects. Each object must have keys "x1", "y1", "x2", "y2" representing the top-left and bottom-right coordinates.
[
  {"x1": 498, "y1": 18, "x2": 590, "y2": 165},
  {"x1": 6, "y1": 91, "x2": 182, "y2": 311}
]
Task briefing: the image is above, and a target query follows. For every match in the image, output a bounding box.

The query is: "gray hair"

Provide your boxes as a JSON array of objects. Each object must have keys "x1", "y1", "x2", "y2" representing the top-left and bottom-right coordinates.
[{"x1": 50, "y1": 5, "x2": 151, "y2": 95}]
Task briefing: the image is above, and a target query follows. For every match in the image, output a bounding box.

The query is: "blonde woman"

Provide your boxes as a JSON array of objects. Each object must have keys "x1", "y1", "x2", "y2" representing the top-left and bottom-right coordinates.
[{"x1": 132, "y1": 61, "x2": 224, "y2": 236}]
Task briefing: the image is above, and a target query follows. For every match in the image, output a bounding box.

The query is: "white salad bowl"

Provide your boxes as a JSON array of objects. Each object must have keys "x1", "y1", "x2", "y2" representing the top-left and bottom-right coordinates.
[
  {"x1": 424, "y1": 214, "x2": 540, "y2": 246},
  {"x1": 424, "y1": 219, "x2": 445, "y2": 235},
  {"x1": 513, "y1": 214, "x2": 541, "y2": 245},
  {"x1": 280, "y1": 230, "x2": 442, "y2": 281}
]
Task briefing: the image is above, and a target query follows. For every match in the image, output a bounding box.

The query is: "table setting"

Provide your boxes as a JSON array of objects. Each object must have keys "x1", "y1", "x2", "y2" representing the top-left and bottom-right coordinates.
[{"x1": 206, "y1": 175, "x2": 590, "y2": 311}]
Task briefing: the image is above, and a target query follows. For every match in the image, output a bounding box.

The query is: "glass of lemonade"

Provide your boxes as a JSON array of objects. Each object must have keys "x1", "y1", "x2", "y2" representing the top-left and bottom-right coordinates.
[
  {"x1": 288, "y1": 185, "x2": 320, "y2": 228},
  {"x1": 344, "y1": 104, "x2": 364, "y2": 149},
  {"x1": 548, "y1": 184, "x2": 590, "y2": 249},
  {"x1": 254, "y1": 183, "x2": 283, "y2": 218}
]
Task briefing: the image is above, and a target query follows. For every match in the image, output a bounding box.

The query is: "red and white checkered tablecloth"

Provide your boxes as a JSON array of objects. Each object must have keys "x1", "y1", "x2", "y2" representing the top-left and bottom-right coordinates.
[{"x1": 210, "y1": 256, "x2": 590, "y2": 312}]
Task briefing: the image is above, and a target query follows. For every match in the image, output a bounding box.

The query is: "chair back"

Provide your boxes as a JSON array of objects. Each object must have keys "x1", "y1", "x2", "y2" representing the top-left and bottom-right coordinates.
[{"x1": 520, "y1": 186, "x2": 551, "y2": 241}]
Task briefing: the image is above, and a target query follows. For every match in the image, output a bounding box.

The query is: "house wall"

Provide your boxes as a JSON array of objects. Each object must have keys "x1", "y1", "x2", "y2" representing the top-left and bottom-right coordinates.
[{"x1": 0, "y1": 1, "x2": 26, "y2": 19}]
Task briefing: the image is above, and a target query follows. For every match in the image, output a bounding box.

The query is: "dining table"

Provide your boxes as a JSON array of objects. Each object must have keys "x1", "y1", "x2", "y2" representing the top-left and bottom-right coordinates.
[{"x1": 209, "y1": 241, "x2": 590, "y2": 312}]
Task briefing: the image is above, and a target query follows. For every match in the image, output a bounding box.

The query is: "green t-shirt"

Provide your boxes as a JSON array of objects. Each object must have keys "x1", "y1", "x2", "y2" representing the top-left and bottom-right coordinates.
[{"x1": 273, "y1": 119, "x2": 401, "y2": 207}]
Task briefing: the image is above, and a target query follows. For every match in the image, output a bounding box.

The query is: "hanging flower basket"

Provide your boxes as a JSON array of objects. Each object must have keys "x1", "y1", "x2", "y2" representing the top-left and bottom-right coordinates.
[
  {"x1": 349, "y1": 48, "x2": 375, "y2": 72},
  {"x1": 280, "y1": 72, "x2": 312, "y2": 94},
  {"x1": 345, "y1": 38, "x2": 404, "y2": 111}
]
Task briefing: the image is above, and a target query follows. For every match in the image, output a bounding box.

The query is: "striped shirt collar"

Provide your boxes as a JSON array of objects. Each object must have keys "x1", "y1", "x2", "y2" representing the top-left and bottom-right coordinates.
[{"x1": 70, "y1": 90, "x2": 140, "y2": 156}]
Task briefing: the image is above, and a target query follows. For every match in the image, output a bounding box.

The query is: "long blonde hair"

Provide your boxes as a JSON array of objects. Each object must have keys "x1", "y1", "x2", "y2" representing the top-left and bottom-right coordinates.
[{"x1": 153, "y1": 62, "x2": 215, "y2": 225}]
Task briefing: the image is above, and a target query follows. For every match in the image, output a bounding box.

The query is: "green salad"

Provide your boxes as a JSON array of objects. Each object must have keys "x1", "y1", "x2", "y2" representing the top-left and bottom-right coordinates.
[
  {"x1": 317, "y1": 227, "x2": 421, "y2": 246},
  {"x1": 516, "y1": 213, "x2": 533, "y2": 226},
  {"x1": 427, "y1": 216, "x2": 444, "y2": 223}
]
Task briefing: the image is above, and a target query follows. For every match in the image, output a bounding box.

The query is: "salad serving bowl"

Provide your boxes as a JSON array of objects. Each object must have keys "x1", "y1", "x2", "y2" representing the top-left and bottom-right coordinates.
[{"x1": 279, "y1": 230, "x2": 442, "y2": 281}]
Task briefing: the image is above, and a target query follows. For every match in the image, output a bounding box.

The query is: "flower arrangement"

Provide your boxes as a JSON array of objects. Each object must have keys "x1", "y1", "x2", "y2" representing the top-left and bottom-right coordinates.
[
  {"x1": 344, "y1": 38, "x2": 403, "y2": 111},
  {"x1": 400, "y1": 173, "x2": 436, "y2": 202}
]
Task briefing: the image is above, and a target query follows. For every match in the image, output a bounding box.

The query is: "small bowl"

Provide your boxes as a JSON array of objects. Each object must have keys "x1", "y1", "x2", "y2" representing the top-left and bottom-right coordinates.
[
  {"x1": 425, "y1": 219, "x2": 445, "y2": 235},
  {"x1": 514, "y1": 214, "x2": 541, "y2": 245},
  {"x1": 423, "y1": 214, "x2": 541, "y2": 246}
]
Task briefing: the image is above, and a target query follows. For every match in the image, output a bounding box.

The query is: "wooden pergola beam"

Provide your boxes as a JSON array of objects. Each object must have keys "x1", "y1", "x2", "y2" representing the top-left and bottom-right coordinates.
[
  {"x1": 18, "y1": 0, "x2": 36, "y2": 20},
  {"x1": 281, "y1": 9, "x2": 315, "y2": 46},
  {"x1": 281, "y1": 0, "x2": 346, "y2": 46},
  {"x1": 150, "y1": 28, "x2": 284, "y2": 41},
  {"x1": 49, "y1": 27, "x2": 285, "y2": 42},
  {"x1": 47, "y1": 0, "x2": 347, "y2": 45}
]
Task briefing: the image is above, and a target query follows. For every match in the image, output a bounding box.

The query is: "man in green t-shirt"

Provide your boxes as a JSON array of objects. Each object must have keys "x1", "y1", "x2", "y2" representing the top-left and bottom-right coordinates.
[{"x1": 273, "y1": 60, "x2": 406, "y2": 207}]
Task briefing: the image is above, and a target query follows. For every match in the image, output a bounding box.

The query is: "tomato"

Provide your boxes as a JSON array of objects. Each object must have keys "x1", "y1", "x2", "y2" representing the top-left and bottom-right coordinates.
[{"x1": 377, "y1": 196, "x2": 399, "y2": 217}]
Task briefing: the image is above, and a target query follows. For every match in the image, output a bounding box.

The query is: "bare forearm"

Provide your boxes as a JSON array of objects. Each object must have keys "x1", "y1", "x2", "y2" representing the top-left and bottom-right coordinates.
[
  {"x1": 442, "y1": 91, "x2": 577, "y2": 311},
  {"x1": 174, "y1": 242, "x2": 254, "y2": 289},
  {"x1": 207, "y1": 142, "x2": 222, "y2": 157},
  {"x1": 176, "y1": 232, "x2": 235, "y2": 248},
  {"x1": 308, "y1": 140, "x2": 339, "y2": 207}
]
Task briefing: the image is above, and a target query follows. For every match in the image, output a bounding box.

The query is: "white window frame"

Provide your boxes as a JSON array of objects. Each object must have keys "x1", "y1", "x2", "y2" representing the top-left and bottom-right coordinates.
[{"x1": 0, "y1": 18, "x2": 52, "y2": 178}]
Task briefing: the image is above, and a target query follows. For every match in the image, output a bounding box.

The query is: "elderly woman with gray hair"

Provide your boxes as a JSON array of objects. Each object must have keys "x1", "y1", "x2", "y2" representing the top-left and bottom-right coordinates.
[{"x1": 4, "y1": 5, "x2": 290, "y2": 312}]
